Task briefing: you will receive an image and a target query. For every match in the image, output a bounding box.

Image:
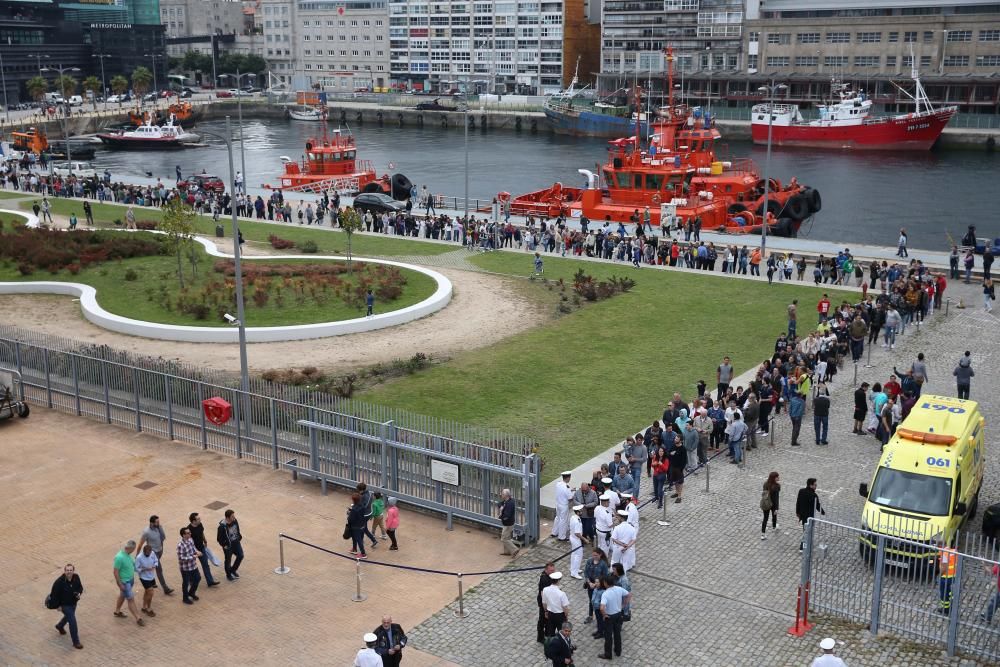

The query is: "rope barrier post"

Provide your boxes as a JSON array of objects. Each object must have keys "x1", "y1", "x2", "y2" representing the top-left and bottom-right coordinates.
[
  {"x1": 769, "y1": 417, "x2": 775, "y2": 447},
  {"x1": 852, "y1": 361, "x2": 858, "y2": 388},
  {"x1": 863, "y1": 339, "x2": 875, "y2": 369},
  {"x1": 352, "y1": 558, "x2": 367, "y2": 602},
  {"x1": 946, "y1": 297, "x2": 951, "y2": 316},
  {"x1": 702, "y1": 458, "x2": 710, "y2": 495},
  {"x1": 274, "y1": 534, "x2": 291, "y2": 575},
  {"x1": 454, "y1": 573, "x2": 470, "y2": 618}
]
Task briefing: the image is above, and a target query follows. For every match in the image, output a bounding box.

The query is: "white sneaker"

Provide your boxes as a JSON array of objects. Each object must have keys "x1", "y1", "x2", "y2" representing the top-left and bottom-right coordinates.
[
  {"x1": 890, "y1": 344, "x2": 895, "y2": 350},
  {"x1": 571, "y1": 573, "x2": 583, "y2": 580},
  {"x1": 773, "y1": 524, "x2": 780, "y2": 531},
  {"x1": 881, "y1": 343, "x2": 888, "y2": 348},
  {"x1": 761, "y1": 534, "x2": 767, "y2": 540}
]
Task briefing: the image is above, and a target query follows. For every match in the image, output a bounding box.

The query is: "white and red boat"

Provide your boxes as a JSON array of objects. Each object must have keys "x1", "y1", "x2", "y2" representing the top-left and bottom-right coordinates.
[
  {"x1": 751, "y1": 69, "x2": 956, "y2": 151},
  {"x1": 98, "y1": 117, "x2": 199, "y2": 150}
]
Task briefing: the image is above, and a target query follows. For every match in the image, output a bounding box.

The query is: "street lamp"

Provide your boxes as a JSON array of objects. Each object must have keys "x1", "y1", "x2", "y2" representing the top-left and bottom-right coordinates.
[
  {"x1": 93, "y1": 53, "x2": 112, "y2": 102},
  {"x1": 144, "y1": 52, "x2": 165, "y2": 106},
  {"x1": 0, "y1": 49, "x2": 9, "y2": 125},
  {"x1": 195, "y1": 117, "x2": 250, "y2": 435},
  {"x1": 41, "y1": 64, "x2": 81, "y2": 176},
  {"x1": 27, "y1": 53, "x2": 49, "y2": 76},
  {"x1": 705, "y1": 45, "x2": 712, "y2": 111},
  {"x1": 463, "y1": 74, "x2": 469, "y2": 232},
  {"x1": 220, "y1": 70, "x2": 253, "y2": 190},
  {"x1": 757, "y1": 80, "x2": 787, "y2": 258}
]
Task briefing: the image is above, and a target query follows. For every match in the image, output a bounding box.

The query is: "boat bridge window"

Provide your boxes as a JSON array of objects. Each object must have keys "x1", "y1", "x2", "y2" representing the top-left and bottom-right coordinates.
[
  {"x1": 646, "y1": 173, "x2": 664, "y2": 191},
  {"x1": 633, "y1": 173, "x2": 642, "y2": 189},
  {"x1": 614, "y1": 171, "x2": 631, "y2": 189},
  {"x1": 345, "y1": 150, "x2": 356, "y2": 159}
]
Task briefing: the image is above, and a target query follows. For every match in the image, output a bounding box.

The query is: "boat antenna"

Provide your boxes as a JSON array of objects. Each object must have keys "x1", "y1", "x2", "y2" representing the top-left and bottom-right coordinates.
[{"x1": 664, "y1": 46, "x2": 675, "y2": 114}]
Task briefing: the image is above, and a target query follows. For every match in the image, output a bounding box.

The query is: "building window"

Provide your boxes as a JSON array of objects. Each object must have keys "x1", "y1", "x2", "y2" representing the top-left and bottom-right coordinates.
[
  {"x1": 748, "y1": 31, "x2": 759, "y2": 42},
  {"x1": 766, "y1": 56, "x2": 790, "y2": 67},
  {"x1": 826, "y1": 32, "x2": 850, "y2": 44},
  {"x1": 923, "y1": 31, "x2": 934, "y2": 42},
  {"x1": 980, "y1": 30, "x2": 1000, "y2": 41},
  {"x1": 824, "y1": 56, "x2": 848, "y2": 67},
  {"x1": 854, "y1": 56, "x2": 880, "y2": 67},
  {"x1": 902, "y1": 55, "x2": 913, "y2": 67},
  {"x1": 794, "y1": 56, "x2": 818, "y2": 67},
  {"x1": 904, "y1": 31, "x2": 917, "y2": 43},
  {"x1": 943, "y1": 55, "x2": 970, "y2": 67},
  {"x1": 888, "y1": 31, "x2": 898, "y2": 43},
  {"x1": 920, "y1": 55, "x2": 932, "y2": 67},
  {"x1": 747, "y1": 54, "x2": 758, "y2": 70},
  {"x1": 857, "y1": 32, "x2": 881, "y2": 43},
  {"x1": 766, "y1": 33, "x2": 790, "y2": 45},
  {"x1": 886, "y1": 55, "x2": 897, "y2": 67},
  {"x1": 797, "y1": 32, "x2": 819, "y2": 44},
  {"x1": 977, "y1": 55, "x2": 1000, "y2": 66},
  {"x1": 946, "y1": 30, "x2": 972, "y2": 42}
]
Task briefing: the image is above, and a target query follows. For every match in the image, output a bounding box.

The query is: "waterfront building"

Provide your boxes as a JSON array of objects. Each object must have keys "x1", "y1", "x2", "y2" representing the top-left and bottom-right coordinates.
[
  {"x1": 0, "y1": 0, "x2": 166, "y2": 104},
  {"x1": 160, "y1": 0, "x2": 264, "y2": 61},
  {"x1": 386, "y1": 0, "x2": 566, "y2": 95},
  {"x1": 261, "y1": 0, "x2": 389, "y2": 91}
]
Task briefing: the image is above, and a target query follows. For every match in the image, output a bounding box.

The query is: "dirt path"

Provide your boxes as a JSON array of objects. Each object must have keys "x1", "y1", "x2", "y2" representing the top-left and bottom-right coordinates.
[{"x1": 0, "y1": 267, "x2": 545, "y2": 375}]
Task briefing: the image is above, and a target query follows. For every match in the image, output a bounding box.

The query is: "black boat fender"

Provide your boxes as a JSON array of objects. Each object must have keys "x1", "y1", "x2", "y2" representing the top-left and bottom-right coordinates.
[
  {"x1": 515, "y1": 117, "x2": 522, "y2": 131},
  {"x1": 362, "y1": 182, "x2": 382, "y2": 193},
  {"x1": 398, "y1": 112, "x2": 404, "y2": 126},
  {"x1": 727, "y1": 203, "x2": 747, "y2": 215},
  {"x1": 756, "y1": 199, "x2": 783, "y2": 218},
  {"x1": 340, "y1": 109, "x2": 347, "y2": 123},
  {"x1": 356, "y1": 111, "x2": 363, "y2": 124},
  {"x1": 786, "y1": 195, "x2": 810, "y2": 220},
  {"x1": 530, "y1": 119, "x2": 538, "y2": 134},
  {"x1": 808, "y1": 188, "x2": 822, "y2": 214},
  {"x1": 774, "y1": 217, "x2": 794, "y2": 237},
  {"x1": 376, "y1": 111, "x2": 384, "y2": 125},
  {"x1": 417, "y1": 114, "x2": 424, "y2": 127},
  {"x1": 391, "y1": 173, "x2": 413, "y2": 200}
]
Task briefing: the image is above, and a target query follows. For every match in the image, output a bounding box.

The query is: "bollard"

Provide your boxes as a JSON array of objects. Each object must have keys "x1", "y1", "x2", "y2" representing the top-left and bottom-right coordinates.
[
  {"x1": 274, "y1": 535, "x2": 291, "y2": 574},
  {"x1": 769, "y1": 419, "x2": 775, "y2": 447},
  {"x1": 352, "y1": 558, "x2": 367, "y2": 602},
  {"x1": 946, "y1": 297, "x2": 951, "y2": 316},
  {"x1": 656, "y1": 497, "x2": 671, "y2": 526},
  {"x1": 852, "y1": 361, "x2": 858, "y2": 387},
  {"x1": 702, "y1": 459, "x2": 710, "y2": 495},
  {"x1": 864, "y1": 340, "x2": 875, "y2": 369},
  {"x1": 454, "y1": 573, "x2": 470, "y2": 617}
]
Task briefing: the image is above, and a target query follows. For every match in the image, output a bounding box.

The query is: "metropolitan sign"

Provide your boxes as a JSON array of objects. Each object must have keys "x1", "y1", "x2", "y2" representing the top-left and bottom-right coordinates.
[{"x1": 430, "y1": 459, "x2": 460, "y2": 486}]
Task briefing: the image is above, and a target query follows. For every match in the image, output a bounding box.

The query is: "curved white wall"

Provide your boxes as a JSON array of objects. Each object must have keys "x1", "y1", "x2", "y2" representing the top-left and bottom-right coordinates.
[{"x1": 0, "y1": 233, "x2": 452, "y2": 343}]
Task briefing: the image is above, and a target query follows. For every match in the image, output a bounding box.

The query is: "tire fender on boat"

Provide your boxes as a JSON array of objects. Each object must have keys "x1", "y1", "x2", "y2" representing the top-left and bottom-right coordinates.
[
  {"x1": 468, "y1": 115, "x2": 475, "y2": 129},
  {"x1": 391, "y1": 173, "x2": 413, "y2": 201},
  {"x1": 530, "y1": 119, "x2": 538, "y2": 134},
  {"x1": 417, "y1": 114, "x2": 424, "y2": 127},
  {"x1": 362, "y1": 182, "x2": 382, "y2": 193},
  {"x1": 376, "y1": 111, "x2": 384, "y2": 125},
  {"x1": 340, "y1": 109, "x2": 347, "y2": 123},
  {"x1": 356, "y1": 111, "x2": 363, "y2": 124},
  {"x1": 515, "y1": 117, "x2": 523, "y2": 131},
  {"x1": 808, "y1": 188, "x2": 822, "y2": 214},
  {"x1": 774, "y1": 217, "x2": 794, "y2": 237},
  {"x1": 441, "y1": 115, "x2": 448, "y2": 128},
  {"x1": 786, "y1": 194, "x2": 810, "y2": 220},
  {"x1": 756, "y1": 199, "x2": 783, "y2": 218},
  {"x1": 398, "y1": 113, "x2": 404, "y2": 126},
  {"x1": 727, "y1": 203, "x2": 747, "y2": 215}
]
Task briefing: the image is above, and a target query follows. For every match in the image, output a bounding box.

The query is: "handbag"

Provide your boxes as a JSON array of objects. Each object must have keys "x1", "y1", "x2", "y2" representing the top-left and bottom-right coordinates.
[
  {"x1": 760, "y1": 490, "x2": 773, "y2": 513},
  {"x1": 343, "y1": 523, "x2": 351, "y2": 540},
  {"x1": 45, "y1": 593, "x2": 60, "y2": 610}
]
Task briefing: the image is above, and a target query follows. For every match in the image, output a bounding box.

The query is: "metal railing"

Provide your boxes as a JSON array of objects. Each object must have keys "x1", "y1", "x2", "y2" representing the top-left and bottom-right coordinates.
[
  {"x1": 798, "y1": 515, "x2": 1000, "y2": 661},
  {"x1": 0, "y1": 326, "x2": 541, "y2": 543}
]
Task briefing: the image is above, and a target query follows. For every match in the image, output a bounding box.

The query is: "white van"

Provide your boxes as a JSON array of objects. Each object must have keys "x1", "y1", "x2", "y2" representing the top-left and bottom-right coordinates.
[
  {"x1": 43, "y1": 93, "x2": 64, "y2": 104},
  {"x1": 68, "y1": 95, "x2": 84, "y2": 107}
]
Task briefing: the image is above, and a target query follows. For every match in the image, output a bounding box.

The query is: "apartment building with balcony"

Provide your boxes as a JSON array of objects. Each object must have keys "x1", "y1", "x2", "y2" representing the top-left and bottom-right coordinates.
[
  {"x1": 597, "y1": 0, "x2": 744, "y2": 96},
  {"x1": 387, "y1": 0, "x2": 565, "y2": 95},
  {"x1": 261, "y1": 0, "x2": 389, "y2": 90}
]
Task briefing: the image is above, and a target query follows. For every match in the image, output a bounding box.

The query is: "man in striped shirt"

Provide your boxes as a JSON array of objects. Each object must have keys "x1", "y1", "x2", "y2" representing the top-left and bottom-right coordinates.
[{"x1": 176, "y1": 527, "x2": 202, "y2": 605}]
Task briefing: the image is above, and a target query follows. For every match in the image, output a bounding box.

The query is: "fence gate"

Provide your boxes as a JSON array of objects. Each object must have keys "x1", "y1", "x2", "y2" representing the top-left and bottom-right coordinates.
[
  {"x1": 0, "y1": 327, "x2": 541, "y2": 544},
  {"x1": 802, "y1": 517, "x2": 1000, "y2": 662}
]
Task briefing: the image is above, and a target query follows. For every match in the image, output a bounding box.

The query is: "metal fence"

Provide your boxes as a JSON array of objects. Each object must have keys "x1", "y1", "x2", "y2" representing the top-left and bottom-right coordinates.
[
  {"x1": 0, "y1": 325, "x2": 541, "y2": 543},
  {"x1": 799, "y1": 516, "x2": 1000, "y2": 662}
]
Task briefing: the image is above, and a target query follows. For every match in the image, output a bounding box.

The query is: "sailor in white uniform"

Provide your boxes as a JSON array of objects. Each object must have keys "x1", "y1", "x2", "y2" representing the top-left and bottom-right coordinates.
[
  {"x1": 611, "y1": 510, "x2": 637, "y2": 573},
  {"x1": 620, "y1": 493, "x2": 640, "y2": 537},
  {"x1": 354, "y1": 633, "x2": 383, "y2": 667},
  {"x1": 569, "y1": 504, "x2": 584, "y2": 579},
  {"x1": 552, "y1": 471, "x2": 574, "y2": 540},
  {"x1": 601, "y1": 477, "x2": 620, "y2": 513},
  {"x1": 594, "y1": 493, "x2": 615, "y2": 554}
]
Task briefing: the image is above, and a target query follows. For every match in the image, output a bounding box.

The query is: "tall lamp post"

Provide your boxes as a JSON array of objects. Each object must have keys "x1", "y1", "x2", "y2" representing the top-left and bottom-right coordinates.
[
  {"x1": 197, "y1": 119, "x2": 250, "y2": 436},
  {"x1": 705, "y1": 45, "x2": 712, "y2": 111},
  {"x1": 27, "y1": 53, "x2": 49, "y2": 76},
  {"x1": 41, "y1": 64, "x2": 81, "y2": 176},
  {"x1": 144, "y1": 52, "x2": 165, "y2": 107},
  {"x1": 757, "y1": 80, "x2": 787, "y2": 258},
  {"x1": 93, "y1": 53, "x2": 112, "y2": 102},
  {"x1": 221, "y1": 70, "x2": 253, "y2": 188},
  {"x1": 0, "y1": 48, "x2": 9, "y2": 124},
  {"x1": 463, "y1": 74, "x2": 469, "y2": 231}
]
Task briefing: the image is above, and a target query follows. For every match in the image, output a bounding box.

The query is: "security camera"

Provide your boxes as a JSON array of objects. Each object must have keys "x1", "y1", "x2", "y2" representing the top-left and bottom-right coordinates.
[{"x1": 223, "y1": 313, "x2": 239, "y2": 325}]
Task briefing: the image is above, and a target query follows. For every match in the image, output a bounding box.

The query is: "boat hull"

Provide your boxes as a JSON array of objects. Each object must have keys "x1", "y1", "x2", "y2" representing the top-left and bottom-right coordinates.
[
  {"x1": 97, "y1": 136, "x2": 192, "y2": 150},
  {"x1": 751, "y1": 108, "x2": 956, "y2": 150},
  {"x1": 544, "y1": 107, "x2": 648, "y2": 138}
]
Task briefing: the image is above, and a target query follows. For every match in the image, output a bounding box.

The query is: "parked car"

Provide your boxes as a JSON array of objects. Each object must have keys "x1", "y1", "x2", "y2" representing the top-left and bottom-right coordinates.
[
  {"x1": 51, "y1": 161, "x2": 98, "y2": 178},
  {"x1": 352, "y1": 192, "x2": 406, "y2": 215},
  {"x1": 177, "y1": 89, "x2": 193, "y2": 99},
  {"x1": 415, "y1": 97, "x2": 465, "y2": 112},
  {"x1": 215, "y1": 90, "x2": 234, "y2": 98},
  {"x1": 106, "y1": 93, "x2": 130, "y2": 104},
  {"x1": 177, "y1": 172, "x2": 226, "y2": 193},
  {"x1": 160, "y1": 90, "x2": 178, "y2": 98},
  {"x1": 67, "y1": 95, "x2": 84, "y2": 107}
]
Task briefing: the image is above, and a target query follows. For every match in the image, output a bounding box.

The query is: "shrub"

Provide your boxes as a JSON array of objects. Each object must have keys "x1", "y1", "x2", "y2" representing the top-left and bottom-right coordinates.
[
  {"x1": 135, "y1": 221, "x2": 158, "y2": 230},
  {"x1": 66, "y1": 263, "x2": 81, "y2": 275},
  {"x1": 124, "y1": 268, "x2": 138, "y2": 281},
  {"x1": 299, "y1": 240, "x2": 318, "y2": 253},
  {"x1": 268, "y1": 234, "x2": 296, "y2": 250},
  {"x1": 17, "y1": 262, "x2": 34, "y2": 276}
]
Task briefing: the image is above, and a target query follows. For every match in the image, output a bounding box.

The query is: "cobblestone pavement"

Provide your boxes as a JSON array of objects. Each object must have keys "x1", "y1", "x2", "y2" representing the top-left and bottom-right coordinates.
[{"x1": 410, "y1": 302, "x2": 999, "y2": 666}]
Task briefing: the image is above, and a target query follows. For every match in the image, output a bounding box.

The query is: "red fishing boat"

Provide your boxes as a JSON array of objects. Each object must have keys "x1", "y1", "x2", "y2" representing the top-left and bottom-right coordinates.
[
  {"x1": 511, "y1": 49, "x2": 819, "y2": 236},
  {"x1": 265, "y1": 123, "x2": 411, "y2": 197},
  {"x1": 750, "y1": 69, "x2": 956, "y2": 151}
]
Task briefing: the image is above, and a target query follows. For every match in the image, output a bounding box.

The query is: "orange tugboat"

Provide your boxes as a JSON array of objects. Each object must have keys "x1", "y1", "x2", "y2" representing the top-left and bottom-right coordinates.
[
  {"x1": 265, "y1": 125, "x2": 411, "y2": 197},
  {"x1": 512, "y1": 50, "x2": 819, "y2": 236},
  {"x1": 128, "y1": 102, "x2": 199, "y2": 127}
]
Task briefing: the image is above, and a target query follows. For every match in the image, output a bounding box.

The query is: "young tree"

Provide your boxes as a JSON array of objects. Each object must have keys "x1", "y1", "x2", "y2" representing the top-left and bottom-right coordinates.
[
  {"x1": 82, "y1": 76, "x2": 102, "y2": 109},
  {"x1": 110, "y1": 75, "x2": 129, "y2": 108},
  {"x1": 131, "y1": 66, "x2": 153, "y2": 98},
  {"x1": 160, "y1": 198, "x2": 197, "y2": 288},
  {"x1": 340, "y1": 207, "x2": 364, "y2": 274},
  {"x1": 26, "y1": 76, "x2": 47, "y2": 103},
  {"x1": 55, "y1": 75, "x2": 77, "y2": 99}
]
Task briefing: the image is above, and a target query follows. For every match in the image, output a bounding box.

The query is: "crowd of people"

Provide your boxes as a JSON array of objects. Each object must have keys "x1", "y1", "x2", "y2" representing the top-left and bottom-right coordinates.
[{"x1": 47, "y1": 510, "x2": 245, "y2": 650}]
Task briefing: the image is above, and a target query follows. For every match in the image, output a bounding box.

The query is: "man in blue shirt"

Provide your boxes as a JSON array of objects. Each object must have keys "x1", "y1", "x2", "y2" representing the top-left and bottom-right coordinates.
[
  {"x1": 611, "y1": 467, "x2": 635, "y2": 496},
  {"x1": 789, "y1": 392, "x2": 806, "y2": 447},
  {"x1": 598, "y1": 576, "x2": 632, "y2": 659}
]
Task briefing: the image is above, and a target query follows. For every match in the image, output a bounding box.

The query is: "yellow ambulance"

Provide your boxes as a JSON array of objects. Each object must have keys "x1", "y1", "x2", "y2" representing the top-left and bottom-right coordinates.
[{"x1": 858, "y1": 394, "x2": 985, "y2": 572}]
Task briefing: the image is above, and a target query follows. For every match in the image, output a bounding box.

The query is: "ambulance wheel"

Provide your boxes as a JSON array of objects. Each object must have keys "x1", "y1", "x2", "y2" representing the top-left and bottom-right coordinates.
[
  {"x1": 17, "y1": 402, "x2": 29, "y2": 418},
  {"x1": 968, "y1": 490, "x2": 980, "y2": 520}
]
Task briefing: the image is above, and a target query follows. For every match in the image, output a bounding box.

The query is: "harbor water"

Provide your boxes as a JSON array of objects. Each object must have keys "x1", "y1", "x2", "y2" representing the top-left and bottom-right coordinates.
[{"x1": 91, "y1": 118, "x2": 999, "y2": 251}]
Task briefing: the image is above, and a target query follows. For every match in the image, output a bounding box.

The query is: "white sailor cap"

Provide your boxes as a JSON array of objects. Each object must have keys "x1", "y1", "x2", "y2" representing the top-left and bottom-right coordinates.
[
  {"x1": 572, "y1": 504, "x2": 584, "y2": 511},
  {"x1": 561, "y1": 470, "x2": 573, "y2": 477},
  {"x1": 599, "y1": 493, "x2": 612, "y2": 501},
  {"x1": 619, "y1": 493, "x2": 632, "y2": 499},
  {"x1": 617, "y1": 510, "x2": 629, "y2": 517},
  {"x1": 819, "y1": 638, "x2": 836, "y2": 651},
  {"x1": 364, "y1": 633, "x2": 378, "y2": 643},
  {"x1": 549, "y1": 571, "x2": 563, "y2": 581},
  {"x1": 601, "y1": 477, "x2": 613, "y2": 484}
]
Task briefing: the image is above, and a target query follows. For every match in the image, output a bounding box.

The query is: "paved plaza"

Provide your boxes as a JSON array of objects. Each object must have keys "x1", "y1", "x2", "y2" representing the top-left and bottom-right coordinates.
[{"x1": 411, "y1": 292, "x2": 998, "y2": 666}]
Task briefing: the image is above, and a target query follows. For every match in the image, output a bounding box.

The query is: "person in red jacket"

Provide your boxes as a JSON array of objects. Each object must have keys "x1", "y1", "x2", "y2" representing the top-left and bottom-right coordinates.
[
  {"x1": 935, "y1": 274, "x2": 947, "y2": 309},
  {"x1": 817, "y1": 294, "x2": 831, "y2": 323}
]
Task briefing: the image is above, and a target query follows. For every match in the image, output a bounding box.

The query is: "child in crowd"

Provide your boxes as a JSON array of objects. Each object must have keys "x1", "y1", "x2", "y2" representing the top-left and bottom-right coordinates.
[
  {"x1": 385, "y1": 497, "x2": 400, "y2": 551},
  {"x1": 370, "y1": 492, "x2": 388, "y2": 541}
]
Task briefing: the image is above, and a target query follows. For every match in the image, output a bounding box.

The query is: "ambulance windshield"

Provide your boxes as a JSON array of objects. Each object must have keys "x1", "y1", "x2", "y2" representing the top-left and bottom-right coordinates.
[{"x1": 870, "y1": 468, "x2": 953, "y2": 516}]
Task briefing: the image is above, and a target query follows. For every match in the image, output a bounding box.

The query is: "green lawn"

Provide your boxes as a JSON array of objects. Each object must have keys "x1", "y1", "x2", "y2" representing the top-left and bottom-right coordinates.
[
  {"x1": 360, "y1": 252, "x2": 836, "y2": 480},
  {"x1": 0, "y1": 191, "x2": 31, "y2": 200},
  {"x1": 26, "y1": 198, "x2": 455, "y2": 258},
  {"x1": 0, "y1": 236, "x2": 437, "y2": 327}
]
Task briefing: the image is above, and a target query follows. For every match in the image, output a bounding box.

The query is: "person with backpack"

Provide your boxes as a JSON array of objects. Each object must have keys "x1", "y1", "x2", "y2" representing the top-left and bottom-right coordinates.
[
  {"x1": 796, "y1": 478, "x2": 826, "y2": 552},
  {"x1": 545, "y1": 621, "x2": 575, "y2": 666},
  {"x1": 760, "y1": 472, "x2": 781, "y2": 540},
  {"x1": 50, "y1": 563, "x2": 84, "y2": 649}
]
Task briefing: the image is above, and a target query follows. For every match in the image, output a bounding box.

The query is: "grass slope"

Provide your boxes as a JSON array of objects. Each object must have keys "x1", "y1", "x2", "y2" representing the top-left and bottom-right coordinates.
[
  {"x1": 360, "y1": 252, "x2": 828, "y2": 479},
  {"x1": 22, "y1": 198, "x2": 454, "y2": 258}
]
